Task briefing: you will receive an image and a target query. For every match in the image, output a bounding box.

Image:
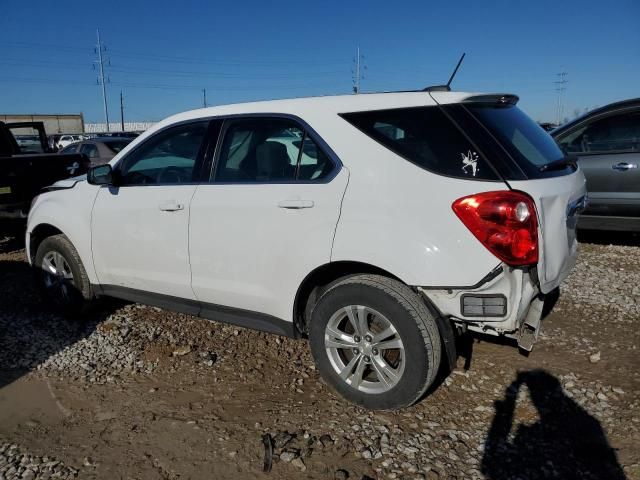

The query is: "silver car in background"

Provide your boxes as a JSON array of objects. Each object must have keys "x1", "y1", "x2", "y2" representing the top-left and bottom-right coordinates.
[{"x1": 552, "y1": 98, "x2": 640, "y2": 232}]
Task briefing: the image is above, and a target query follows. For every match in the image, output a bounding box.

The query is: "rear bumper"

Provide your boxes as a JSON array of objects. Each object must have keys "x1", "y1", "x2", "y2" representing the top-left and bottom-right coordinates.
[
  {"x1": 578, "y1": 215, "x2": 640, "y2": 232},
  {"x1": 418, "y1": 264, "x2": 549, "y2": 350}
]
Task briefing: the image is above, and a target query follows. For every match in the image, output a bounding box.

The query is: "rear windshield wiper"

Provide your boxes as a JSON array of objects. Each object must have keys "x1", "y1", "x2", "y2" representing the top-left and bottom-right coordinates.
[{"x1": 539, "y1": 156, "x2": 577, "y2": 172}]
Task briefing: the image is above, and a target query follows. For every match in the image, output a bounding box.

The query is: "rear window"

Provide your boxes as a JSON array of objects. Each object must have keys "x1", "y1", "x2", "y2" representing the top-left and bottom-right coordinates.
[
  {"x1": 467, "y1": 105, "x2": 565, "y2": 171},
  {"x1": 341, "y1": 107, "x2": 499, "y2": 181},
  {"x1": 105, "y1": 140, "x2": 131, "y2": 153}
]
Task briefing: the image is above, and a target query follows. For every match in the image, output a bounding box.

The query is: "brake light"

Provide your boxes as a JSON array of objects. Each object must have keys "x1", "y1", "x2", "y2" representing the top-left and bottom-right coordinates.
[{"x1": 452, "y1": 191, "x2": 539, "y2": 266}]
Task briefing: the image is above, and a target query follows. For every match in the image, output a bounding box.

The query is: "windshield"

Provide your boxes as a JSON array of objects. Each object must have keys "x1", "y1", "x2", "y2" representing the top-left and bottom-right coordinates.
[{"x1": 468, "y1": 105, "x2": 564, "y2": 168}]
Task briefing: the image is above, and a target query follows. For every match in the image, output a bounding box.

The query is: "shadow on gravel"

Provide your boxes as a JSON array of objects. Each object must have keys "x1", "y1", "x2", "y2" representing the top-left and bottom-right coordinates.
[
  {"x1": 578, "y1": 229, "x2": 640, "y2": 247},
  {"x1": 0, "y1": 258, "x2": 116, "y2": 390},
  {"x1": 482, "y1": 369, "x2": 626, "y2": 480}
]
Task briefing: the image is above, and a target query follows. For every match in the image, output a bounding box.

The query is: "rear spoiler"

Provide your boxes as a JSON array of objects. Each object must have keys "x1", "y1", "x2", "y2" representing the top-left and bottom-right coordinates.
[{"x1": 462, "y1": 94, "x2": 519, "y2": 106}]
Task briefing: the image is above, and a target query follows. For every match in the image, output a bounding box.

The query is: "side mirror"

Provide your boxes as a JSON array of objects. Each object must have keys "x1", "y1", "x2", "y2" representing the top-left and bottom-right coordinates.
[{"x1": 87, "y1": 164, "x2": 113, "y2": 185}]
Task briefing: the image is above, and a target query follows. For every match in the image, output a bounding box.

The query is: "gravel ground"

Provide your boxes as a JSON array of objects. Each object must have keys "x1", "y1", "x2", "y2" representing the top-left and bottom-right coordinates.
[{"x1": 0, "y1": 234, "x2": 638, "y2": 480}]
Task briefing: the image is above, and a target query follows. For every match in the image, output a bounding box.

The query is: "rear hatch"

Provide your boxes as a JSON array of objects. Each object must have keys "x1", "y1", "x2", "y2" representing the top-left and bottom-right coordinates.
[{"x1": 433, "y1": 93, "x2": 587, "y2": 293}]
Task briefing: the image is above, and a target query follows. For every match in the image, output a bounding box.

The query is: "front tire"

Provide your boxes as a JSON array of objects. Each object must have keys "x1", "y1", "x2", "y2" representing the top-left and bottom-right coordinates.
[
  {"x1": 34, "y1": 234, "x2": 94, "y2": 316},
  {"x1": 309, "y1": 274, "x2": 441, "y2": 410}
]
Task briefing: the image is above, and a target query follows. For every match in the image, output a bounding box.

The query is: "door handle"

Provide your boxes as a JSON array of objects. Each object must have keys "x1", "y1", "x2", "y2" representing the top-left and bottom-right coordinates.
[
  {"x1": 612, "y1": 162, "x2": 638, "y2": 171},
  {"x1": 159, "y1": 201, "x2": 184, "y2": 211},
  {"x1": 277, "y1": 199, "x2": 314, "y2": 209}
]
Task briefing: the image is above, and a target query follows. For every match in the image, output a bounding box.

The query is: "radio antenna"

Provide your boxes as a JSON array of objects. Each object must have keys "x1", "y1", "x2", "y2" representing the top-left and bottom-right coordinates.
[
  {"x1": 446, "y1": 53, "x2": 466, "y2": 89},
  {"x1": 423, "y1": 52, "x2": 466, "y2": 92}
]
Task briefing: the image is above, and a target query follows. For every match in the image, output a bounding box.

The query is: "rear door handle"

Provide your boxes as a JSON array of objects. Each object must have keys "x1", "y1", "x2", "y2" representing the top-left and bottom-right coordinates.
[
  {"x1": 612, "y1": 162, "x2": 638, "y2": 171},
  {"x1": 277, "y1": 199, "x2": 314, "y2": 209},
  {"x1": 159, "y1": 201, "x2": 184, "y2": 211}
]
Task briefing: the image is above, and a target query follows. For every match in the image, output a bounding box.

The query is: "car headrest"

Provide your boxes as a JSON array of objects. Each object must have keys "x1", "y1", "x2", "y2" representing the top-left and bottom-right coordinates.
[{"x1": 256, "y1": 141, "x2": 290, "y2": 179}]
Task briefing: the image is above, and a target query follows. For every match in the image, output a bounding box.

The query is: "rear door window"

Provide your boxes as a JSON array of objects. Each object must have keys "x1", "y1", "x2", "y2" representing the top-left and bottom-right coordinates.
[
  {"x1": 213, "y1": 118, "x2": 336, "y2": 183},
  {"x1": 341, "y1": 107, "x2": 499, "y2": 180}
]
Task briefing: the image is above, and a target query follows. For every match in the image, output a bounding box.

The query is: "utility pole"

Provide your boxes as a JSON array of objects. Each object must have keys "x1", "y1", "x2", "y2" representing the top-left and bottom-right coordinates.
[
  {"x1": 120, "y1": 90, "x2": 125, "y2": 131},
  {"x1": 95, "y1": 29, "x2": 110, "y2": 132},
  {"x1": 202, "y1": 88, "x2": 207, "y2": 108},
  {"x1": 554, "y1": 70, "x2": 568, "y2": 125},
  {"x1": 352, "y1": 46, "x2": 366, "y2": 94}
]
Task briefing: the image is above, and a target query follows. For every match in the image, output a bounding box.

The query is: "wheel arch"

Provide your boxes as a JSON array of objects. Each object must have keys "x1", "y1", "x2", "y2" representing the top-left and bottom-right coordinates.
[
  {"x1": 29, "y1": 223, "x2": 64, "y2": 263},
  {"x1": 293, "y1": 260, "x2": 404, "y2": 336},
  {"x1": 294, "y1": 260, "x2": 457, "y2": 374}
]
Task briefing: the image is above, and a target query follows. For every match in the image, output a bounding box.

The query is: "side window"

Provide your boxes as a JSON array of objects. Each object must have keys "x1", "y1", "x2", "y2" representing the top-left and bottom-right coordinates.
[
  {"x1": 80, "y1": 143, "x2": 99, "y2": 158},
  {"x1": 213, "y1": 118, "x2": 336, "y2": 183},
  {"x1": 118, "y1": 122, "x2": 207, "y2": 185},
  {"x1": 342, "y1": 106, "x2": 499, "y2": 180},
  {"x1": 559, "y1": 112, "x2": 640, "y2": 154},
  {"x1": 214, "y1": 119, "x2": 301, "y2": 182}
]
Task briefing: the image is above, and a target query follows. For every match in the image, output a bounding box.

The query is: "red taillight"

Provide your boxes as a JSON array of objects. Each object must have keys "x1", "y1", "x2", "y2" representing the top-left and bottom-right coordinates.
[{"x1": 452, "y1": 191, "x2": 539, "y2": 266}]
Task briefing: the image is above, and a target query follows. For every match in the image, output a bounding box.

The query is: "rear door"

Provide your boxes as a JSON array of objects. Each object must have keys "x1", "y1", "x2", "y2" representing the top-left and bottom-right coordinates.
[
  {"x1": 189, "y1": 116, "x2": 348, "y2": 324},
  {"x1": 555, "y1": 108, "x2": 640, "y2": 218}
]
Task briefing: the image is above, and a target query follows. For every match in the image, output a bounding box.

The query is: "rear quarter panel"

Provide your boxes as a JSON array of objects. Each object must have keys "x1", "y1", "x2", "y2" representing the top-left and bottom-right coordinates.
[{"x1": 320, "y1": 116, "x2": 505, "y2": 287}]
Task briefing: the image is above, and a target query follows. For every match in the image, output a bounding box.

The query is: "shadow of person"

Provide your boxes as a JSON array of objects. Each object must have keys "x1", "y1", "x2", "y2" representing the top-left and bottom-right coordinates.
[{"x1": 481, "y1": 369, "x2": 626, "y2": 480}]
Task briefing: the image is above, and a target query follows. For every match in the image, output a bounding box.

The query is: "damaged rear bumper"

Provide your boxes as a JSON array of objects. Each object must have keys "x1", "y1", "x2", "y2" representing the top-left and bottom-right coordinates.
[{"x1": 418, "y1": 265, "x2": 557, "y2": 351}]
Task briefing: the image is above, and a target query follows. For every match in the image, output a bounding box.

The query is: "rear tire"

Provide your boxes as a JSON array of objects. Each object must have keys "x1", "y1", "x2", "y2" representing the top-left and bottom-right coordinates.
[
  {"x1": 309, "y1": 274, "x2": 441, "y2": 410},
  {"x1": 34, "y1": 234, "x2": 94, "y2": 316}
]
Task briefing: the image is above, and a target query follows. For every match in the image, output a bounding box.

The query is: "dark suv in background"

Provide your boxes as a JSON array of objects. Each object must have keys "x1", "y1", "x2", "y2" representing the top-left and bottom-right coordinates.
[{"x1": 552, "y1": 98, "x2": 640, "y2": 232}]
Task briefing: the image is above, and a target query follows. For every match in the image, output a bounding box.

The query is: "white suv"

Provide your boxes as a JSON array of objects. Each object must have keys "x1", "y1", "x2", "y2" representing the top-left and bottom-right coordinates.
[{"x1": 27, "y1": 91, "x2": 586, "y2": 409}]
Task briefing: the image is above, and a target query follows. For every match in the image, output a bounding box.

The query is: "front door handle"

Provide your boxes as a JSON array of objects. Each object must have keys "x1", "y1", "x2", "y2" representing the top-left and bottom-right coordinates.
[
  {"x1": 159, "y1": 201, "x2": 184, "y2": 211},
  {"x1": 277, "y1": 199, "x2": 314, "y2": 209},
  {"x1": 612, "y1": 162, "x2": 638, "y2": 171}
]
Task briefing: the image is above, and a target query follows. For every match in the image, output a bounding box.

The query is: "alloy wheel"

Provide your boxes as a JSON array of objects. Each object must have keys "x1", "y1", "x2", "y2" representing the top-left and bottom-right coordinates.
[{"x1": 324, "y1": 305, "x2": 405, "y2": 394}]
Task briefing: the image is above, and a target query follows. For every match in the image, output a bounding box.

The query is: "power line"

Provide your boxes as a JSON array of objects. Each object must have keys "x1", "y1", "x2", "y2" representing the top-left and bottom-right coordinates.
[
  {"x1": 3, "y1": 40, "x2": 346, "y2": 67},
  {"x1": 95, "y1": 29, "x2": 110, "y2": 132},
  {"x1": 120, "y1": 90, "x2": 125, "y2": 131},
  {"x1": 352, "y1": 46, "x2": 366, "y2": 94},
  {"x1": 554, "y1": 70, "x2": 568, "y2": 125}
]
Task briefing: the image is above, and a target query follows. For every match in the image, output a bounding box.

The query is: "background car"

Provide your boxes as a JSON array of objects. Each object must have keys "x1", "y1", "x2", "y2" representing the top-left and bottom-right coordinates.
[
  {"x1": 58, "y1": 137, "x2": 133, "y2": 166},
  {"x1": 47, "y1": 134, "x2": 63, "y2": 152},
  {"x1": 57, "y1": 134, "x2": 83, "y2": 149},
  {"x1": 552, "y1": 98, "x2": 640, "y2": 231}
]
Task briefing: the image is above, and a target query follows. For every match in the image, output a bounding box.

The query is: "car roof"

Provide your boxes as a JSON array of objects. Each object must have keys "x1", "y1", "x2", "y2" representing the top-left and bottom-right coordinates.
[
  {"x1": 111, "y1": 90, "x2": 514, "y2": 163},
  {"x1": 155, "y1": 91, "x2": 510, "y2": 127},
  {"x1": 96, "y1": 137, "x2": 133, "y2": 143},
  {"x1": 552, "y1": 97, "x2": 640, "y2": 136}
]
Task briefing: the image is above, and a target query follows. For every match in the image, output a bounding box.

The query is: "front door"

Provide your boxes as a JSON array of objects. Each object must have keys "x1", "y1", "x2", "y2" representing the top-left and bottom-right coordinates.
[
  {"x1": 189, "y1": 117, "x2": 348, "y2": 323},
  {"x1": 91, "y1": 121, "x2": 209, "y2": 299}
]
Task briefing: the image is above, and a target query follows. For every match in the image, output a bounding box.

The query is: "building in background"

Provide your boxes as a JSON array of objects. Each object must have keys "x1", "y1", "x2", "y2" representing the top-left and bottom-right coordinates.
[
  {"x1": 0, "y1": 113, "x2": 85, "y2": 134},
  {"x1": 84, "y1": 122, "x2": 154, "y2": 133}
]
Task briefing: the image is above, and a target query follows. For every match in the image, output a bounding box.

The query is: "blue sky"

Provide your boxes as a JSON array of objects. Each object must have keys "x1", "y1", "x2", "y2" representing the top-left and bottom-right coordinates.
[{"x1": 0, "y1": 0, "x2": 638, "y2": 124}]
